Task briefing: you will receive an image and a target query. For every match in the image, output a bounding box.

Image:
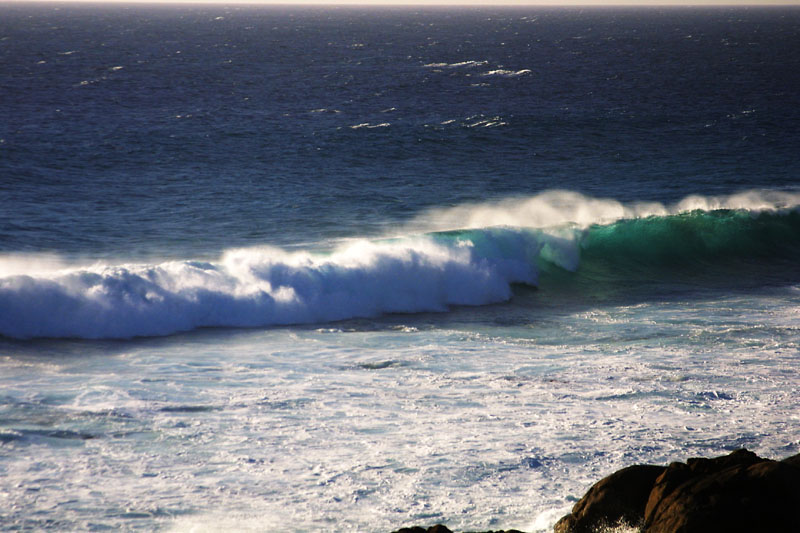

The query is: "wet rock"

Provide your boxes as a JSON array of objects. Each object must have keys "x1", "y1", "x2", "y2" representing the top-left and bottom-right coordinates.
[
  {"x1": 391, "y1": 526, "x2": 525, "y2": 533},
  {"x1": 472, "y1": 530, "x2": 526, "y2": 533},
  {"x1": 643, "y1": 448, "x2": 764, "y2": 523},
  {"x1": 467, "y1": 530, "x2": 526, "y2": 533},
  {"x1": 782, "y1": 451, "x2": 800, "y2": 469},
  {"x1": 555, "y1": 449, "x2": 800, "y2": 533},
  {"x1": 644, "y1": 451, "x2": 800, "y2": 532},
  {"x1": 553, "y1": 464, "x2": 666, "y2": 533},
  {"x1": 392, "y1": 526, "x2": 453, "y2": 533}
]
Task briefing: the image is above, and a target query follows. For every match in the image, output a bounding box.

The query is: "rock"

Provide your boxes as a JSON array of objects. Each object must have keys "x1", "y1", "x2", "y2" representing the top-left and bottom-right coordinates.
[
  {"x1": 782, "y1": 452, "x2": 800, "y2": 469},
  {"x1": 643, "y1": 448, "x2": 764, "y2": 523},
  {"x1": 392, "y1": 526, "x2": 452, "y2": 533},
  {"x1": 390, "y1": 525, "x2": 524, "y2": 533},
  {"x1": 390, "y1": 451, "x2": 800, "y2": 533},
  {"x1": 554, "y1": 464, "x2": 666, "y2": 533},
  {"x1": 645, "y1": 452, "x2": 800, "y2": 532},
  {"x1": 555, "y1": 449, "x2": 800, "y2": 533},
  {"x1": 468, "y1": 530, "x2": 526, "y2": 533}
]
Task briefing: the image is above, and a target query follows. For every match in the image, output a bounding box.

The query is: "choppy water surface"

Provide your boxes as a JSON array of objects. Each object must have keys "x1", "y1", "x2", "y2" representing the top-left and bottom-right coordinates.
[{"x1": 1, "y1": 5, "x2": 799, "y2": 532}]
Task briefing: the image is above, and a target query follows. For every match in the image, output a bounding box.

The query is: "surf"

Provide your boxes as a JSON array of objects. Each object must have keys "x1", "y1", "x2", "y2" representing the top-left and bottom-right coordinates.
[
  {"x1": 0, "y1": 233, "x2": 541, "y2": 339},
  {"x1": 1, "y1": 190, "x2": 798, "y2": 340}
]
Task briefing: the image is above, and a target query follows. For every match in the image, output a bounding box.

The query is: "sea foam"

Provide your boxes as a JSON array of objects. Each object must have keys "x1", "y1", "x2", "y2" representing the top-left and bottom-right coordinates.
[{"x1": 0, "y1": 232, "x2": 543, "y2": 339}]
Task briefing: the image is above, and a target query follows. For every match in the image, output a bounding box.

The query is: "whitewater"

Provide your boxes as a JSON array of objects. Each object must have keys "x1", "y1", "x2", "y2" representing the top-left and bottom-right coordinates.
[
  {"x1": 2, "y1": 190, "x2": 798, "y2": 340},
  {"x1": 3, "y1": 5, "x2": 800, "y2": 532}
]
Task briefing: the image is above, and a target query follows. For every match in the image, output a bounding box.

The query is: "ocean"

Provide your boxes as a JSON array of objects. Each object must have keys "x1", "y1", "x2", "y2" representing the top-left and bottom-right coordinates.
[{"x1": 1, "y1": 4, "x2": 799, "y2": 531}]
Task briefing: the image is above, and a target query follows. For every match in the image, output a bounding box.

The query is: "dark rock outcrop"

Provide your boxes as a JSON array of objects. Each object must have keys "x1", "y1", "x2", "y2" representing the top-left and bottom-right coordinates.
[
  {"x1": 554, "y1": 464, "x2": 666, "y2": 533},
  {"x1": 391, "y1": 525, "x2": 525, "y2": 533},
  {"x1": 645, "y1": 450, "x2": 800, "y2": 532},
  {"x1": 393, "y1": 450, "x2": 800, "y2": 533},
  {"x1": 782, "y1": 452, "x2": 800, "y2": 469},
  {"x1": 555, "y1": 449, "x2": 800, "y2": 533},
  {"x1": 392, "y1": 526, "x2": 454, "y2": 533}
]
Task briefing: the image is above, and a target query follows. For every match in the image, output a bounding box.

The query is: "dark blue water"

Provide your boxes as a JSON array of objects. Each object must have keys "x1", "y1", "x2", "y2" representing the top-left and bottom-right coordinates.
[{"x1": 3, "y1": 5, "x2": 799, "y2": 259}]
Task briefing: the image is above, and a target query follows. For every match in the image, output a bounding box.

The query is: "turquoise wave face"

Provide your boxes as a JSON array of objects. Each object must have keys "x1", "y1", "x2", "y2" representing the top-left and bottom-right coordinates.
[
  {"x1": 580, "y1": 209, "x2": 800, "y2": 267},
  {"x1": 433, "y1": 208, "x2": 800, "y2": 274},
  {"x1": 530, "y1": 208, "x2": 800, "y2": 304}
]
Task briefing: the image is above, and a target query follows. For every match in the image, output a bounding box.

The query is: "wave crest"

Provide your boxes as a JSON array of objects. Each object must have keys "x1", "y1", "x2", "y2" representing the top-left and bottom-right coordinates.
[
  {"x1": 2, "y1": 190, "x2": 798, "y2": 340},
  {"x1": 0, "y1": 234, "x2": 541, "y2": 339},
  {"x1": 404, "y1": 189, "x2": 800, "y2": 233}
]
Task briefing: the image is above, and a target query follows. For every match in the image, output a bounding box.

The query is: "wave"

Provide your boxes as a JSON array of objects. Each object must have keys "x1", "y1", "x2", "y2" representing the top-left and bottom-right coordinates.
[
  {"x1": 349, "y1": 122, "x2": 390, "y2": 130},
  {"x1": 423, "y1": 60, "x2": 488, "y2": 68},
  {"x1": 1, "y1": 190, "x2": 798, "y2": 340},
  {"x1": 481, "y1": 69, "x2": 532, "y2": 77},
  {"x1": 0, "y1": 233, "x2": 541, "y2": 340},
  {"x1": 403, "y1": 189, "x2": 800, "y2": 233},
  {"x1": 581, "y1": 208, "x2": 800, "y2": 267}
]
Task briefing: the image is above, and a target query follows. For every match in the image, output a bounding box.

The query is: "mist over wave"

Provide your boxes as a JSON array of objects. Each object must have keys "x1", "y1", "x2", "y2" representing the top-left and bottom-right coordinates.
[
  {"x1": 2, "y1": 190, "x2": 798, "y2": 340},
  {"x1": 403, "y1": 189, "x2": 800, "y2": 233}
]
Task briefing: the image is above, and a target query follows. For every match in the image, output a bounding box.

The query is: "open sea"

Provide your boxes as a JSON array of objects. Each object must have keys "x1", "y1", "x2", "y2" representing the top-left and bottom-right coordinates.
[{"x1": 1, "y1": 4, "x2": 799, "y2": 531}]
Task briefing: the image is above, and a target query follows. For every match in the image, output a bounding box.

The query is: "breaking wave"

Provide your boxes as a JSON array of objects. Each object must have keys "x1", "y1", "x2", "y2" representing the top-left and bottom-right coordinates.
[
  {"x1": 1, "y1": 190, "x2": 798, "y2": 340},
  {"x1": 481, "y1": 69, "x2": 531, "y2": 77}
]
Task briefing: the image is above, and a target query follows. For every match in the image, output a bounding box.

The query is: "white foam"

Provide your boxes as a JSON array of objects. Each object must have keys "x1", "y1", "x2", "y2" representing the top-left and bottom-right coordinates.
[
  {"x1": 350, "y1": 122, "x2": 390, "y2": 129},
  {"x1": 466, "y1": 115, "x2": 508, "y2": 128},
  {"x1": 482, "y1": 68, "x2": 532, "y2": 77},
  {"x1": 0, "y1": 235, "x2": 540, "y2": 339},
  {"x1": 0, "y1": 253, "x2": 85, "y2": 278},
  {"x1": 2, "y1": 287, "x2": 798, "y2": 532},
  {"x1": 424, "y1": 60, "x2": 488, "y2": 68},
  {"x1": 449, "y1": 60, "x2": 488, "y2": 68}
]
